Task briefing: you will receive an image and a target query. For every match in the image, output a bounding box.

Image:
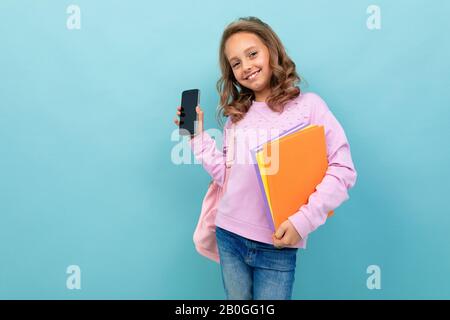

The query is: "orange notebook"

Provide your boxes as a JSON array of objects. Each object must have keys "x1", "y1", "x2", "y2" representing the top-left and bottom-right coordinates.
[{"x1": 252, "y1": 125, "x2": 333, "y2": 232}]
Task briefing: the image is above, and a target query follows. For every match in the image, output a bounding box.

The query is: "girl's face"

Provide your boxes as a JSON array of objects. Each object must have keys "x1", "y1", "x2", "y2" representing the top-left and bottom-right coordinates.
[{"x1": 225, "y1": 32, "x2": 272, "y2": 101}]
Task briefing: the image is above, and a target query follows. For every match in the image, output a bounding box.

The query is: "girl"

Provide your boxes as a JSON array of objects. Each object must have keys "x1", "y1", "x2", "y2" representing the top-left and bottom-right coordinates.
[{"x1": 173, "y1": 17, "x2": 357, "y2": 300}]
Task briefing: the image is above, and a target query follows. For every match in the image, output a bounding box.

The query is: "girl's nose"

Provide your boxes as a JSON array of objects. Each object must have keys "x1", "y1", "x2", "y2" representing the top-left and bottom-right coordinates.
[
  {"x1": 241, "y1": 59, "x2": 251, "y2": 70},
  {"x1": 242, "y1": 65, "x2": 252, "y2": 77}
]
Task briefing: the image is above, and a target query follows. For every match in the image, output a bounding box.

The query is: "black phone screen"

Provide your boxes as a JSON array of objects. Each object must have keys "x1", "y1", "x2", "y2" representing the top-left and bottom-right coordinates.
[{"x1": 179, "y1": 89, "x2": 200, "y2": 136}]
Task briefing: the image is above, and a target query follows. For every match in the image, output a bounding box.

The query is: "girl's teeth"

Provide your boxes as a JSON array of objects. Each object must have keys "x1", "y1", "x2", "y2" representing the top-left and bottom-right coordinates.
[{"x1": 248, "y1": 70, "x2": 260, "y2": 79}]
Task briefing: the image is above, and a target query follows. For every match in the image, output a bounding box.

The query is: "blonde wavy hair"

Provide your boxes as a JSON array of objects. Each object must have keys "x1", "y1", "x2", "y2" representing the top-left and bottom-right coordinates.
[{"x1": 216, "y1": 16, "x2": 302, "y2": 128}]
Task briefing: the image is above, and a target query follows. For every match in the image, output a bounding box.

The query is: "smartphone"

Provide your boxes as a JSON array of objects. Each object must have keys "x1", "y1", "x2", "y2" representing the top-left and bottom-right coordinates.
[{"x1": 179, "y1": 89, "x2": 200, "y2": 136}]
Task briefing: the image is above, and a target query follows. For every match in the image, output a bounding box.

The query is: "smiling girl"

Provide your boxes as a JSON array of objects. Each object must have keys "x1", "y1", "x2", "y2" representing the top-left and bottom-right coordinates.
[{"x1": 174, "y1": 17, "x2": 357, "y2": 300}]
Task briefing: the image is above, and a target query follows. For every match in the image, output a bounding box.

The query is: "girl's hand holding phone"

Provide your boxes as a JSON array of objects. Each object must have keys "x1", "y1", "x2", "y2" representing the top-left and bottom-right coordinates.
[{"x1": 173, "y1": 105, "x2": 204, "y2": 139}]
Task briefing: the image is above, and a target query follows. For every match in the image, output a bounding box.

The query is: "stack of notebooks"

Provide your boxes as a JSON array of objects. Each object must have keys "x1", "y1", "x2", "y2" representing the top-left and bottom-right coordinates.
[{"x1": 250, "y1": 123, "x2": 334, "y2": 232}]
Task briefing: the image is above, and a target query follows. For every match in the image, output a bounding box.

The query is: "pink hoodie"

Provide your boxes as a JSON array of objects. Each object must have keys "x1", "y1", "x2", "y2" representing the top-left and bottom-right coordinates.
[{"x1": 189, "y1": 92, "x2": 357, "y2": 249}]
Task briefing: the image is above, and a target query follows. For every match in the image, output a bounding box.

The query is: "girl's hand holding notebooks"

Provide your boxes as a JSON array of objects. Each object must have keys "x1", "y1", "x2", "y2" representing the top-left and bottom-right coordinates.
[{"x1": 272, "y1": 220, "x2": 302, "y2": 249}]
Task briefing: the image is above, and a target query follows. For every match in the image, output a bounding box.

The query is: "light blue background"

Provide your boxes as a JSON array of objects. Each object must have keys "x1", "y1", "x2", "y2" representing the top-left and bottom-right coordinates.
[{"x1": 1, "y1": 0, "x2": 449, "y2": 299}]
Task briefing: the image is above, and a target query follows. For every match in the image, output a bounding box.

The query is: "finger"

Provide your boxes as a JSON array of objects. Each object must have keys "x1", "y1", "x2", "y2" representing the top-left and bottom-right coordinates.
[
  {"x1": 195, "y1": 106, "x2": 204, "y2": 134},
  {"x1": 272, "y1": 235, "x2": 284, "y2": 248},
  {"x1": 274, "y1": 225, "x2": 287, "y2": 240},
  {"x1": 273, "y1": 242, "x2": 284, "y2": 249},
  {"x1": 177, "y1": 106, "x2": 181, "y2": 110},
  {"x1": 174, "y1": 117, "x2": 179, "y2": 125},
  {"x1": 196, "y1": 106, "x2": 204, "y2": 120},
  {"x1": 177, "y1": 111, "x2": 181, "y2": 115}
]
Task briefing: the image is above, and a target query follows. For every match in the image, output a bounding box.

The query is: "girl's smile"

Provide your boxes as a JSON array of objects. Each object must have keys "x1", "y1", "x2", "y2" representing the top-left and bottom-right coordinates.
[{"x1": 244, "y1": 69, "x2": 261, "y2": 80}]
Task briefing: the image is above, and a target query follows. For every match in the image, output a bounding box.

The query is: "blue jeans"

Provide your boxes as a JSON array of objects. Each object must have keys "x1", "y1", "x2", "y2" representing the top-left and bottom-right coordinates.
[{"x1": 215, "y1": 226, "x2": 298, "y2": 300}]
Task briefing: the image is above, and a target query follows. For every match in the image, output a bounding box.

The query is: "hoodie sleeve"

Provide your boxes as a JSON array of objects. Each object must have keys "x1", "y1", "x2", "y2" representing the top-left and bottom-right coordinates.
[
  {"x1": 188, "y1": 118, "x2": 232, "y2": 188},
  {"x1": 288, "y1": 93, "x2": 358, "y2": 239}
]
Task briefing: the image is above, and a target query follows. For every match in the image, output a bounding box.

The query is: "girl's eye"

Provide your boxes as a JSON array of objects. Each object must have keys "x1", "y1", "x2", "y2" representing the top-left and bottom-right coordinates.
[{"x1": 231, "y1": 52, "x2": 257, "y2": 68}]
